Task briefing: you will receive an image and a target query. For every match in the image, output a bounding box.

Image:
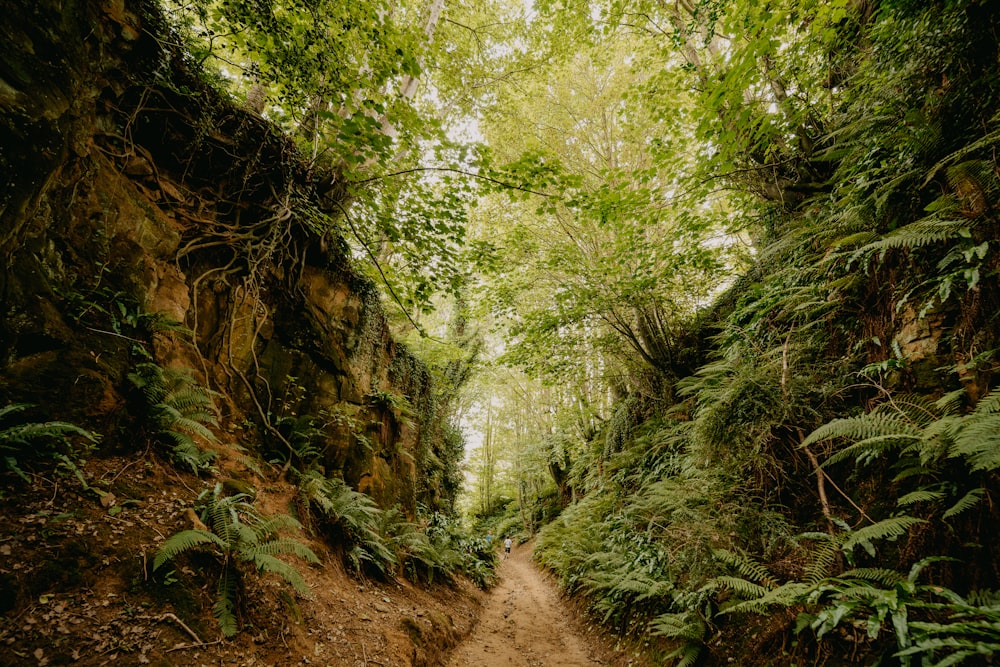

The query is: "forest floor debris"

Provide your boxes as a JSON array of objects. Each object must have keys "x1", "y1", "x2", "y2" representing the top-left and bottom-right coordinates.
[{"x1": 0, "y1": 454, "x2": 482, "y2": 666}]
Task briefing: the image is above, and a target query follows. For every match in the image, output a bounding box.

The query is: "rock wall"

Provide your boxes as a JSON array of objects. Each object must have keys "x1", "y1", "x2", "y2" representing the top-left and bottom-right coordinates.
[{"x1": 0, "y1": 0, "x2": 436, "y2": 512}]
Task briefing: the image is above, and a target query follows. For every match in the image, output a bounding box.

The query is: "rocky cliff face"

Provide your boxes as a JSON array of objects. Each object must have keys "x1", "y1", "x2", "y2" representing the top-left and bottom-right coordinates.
[{"x1": 0, "y1": 0, "x2": 439, "y2": 512}]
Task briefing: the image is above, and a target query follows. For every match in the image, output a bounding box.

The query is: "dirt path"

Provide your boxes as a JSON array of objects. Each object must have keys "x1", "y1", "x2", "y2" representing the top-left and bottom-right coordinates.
[{"x1": 446, "y1": 542, "x2": 606, "y2": 667}]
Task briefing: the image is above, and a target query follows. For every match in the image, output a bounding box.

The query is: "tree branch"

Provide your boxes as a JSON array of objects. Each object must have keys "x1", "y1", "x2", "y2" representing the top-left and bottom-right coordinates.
[{"x1": 334, "y1": 200, "x2": 444, "y2": 343}]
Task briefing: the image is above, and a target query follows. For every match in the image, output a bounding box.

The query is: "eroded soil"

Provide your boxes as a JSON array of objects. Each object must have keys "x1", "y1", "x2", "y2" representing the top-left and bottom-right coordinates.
[
  {"x1": 446, "y1": 542, "x2": 635, "y2": 667},
  {"x1": 0, "y1": 453, "x2": 483, "y2": 667}
]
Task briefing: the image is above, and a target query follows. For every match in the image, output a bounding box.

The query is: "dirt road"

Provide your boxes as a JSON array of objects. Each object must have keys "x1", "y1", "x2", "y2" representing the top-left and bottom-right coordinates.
[{"x1": 446, "y1": 541, "x2": 606, "y2": 667}]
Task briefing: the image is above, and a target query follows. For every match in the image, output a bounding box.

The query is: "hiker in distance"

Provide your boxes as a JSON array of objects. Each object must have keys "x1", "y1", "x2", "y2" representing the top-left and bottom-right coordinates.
[{"x1": 503, "y1": 536, "x2": 512, "y2": 559}]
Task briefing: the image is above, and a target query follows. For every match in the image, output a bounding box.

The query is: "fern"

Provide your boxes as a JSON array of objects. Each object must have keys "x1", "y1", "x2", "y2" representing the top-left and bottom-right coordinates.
[
  {"x1": 839, "y1": 568, "x2": 905, "y2": 587},
  {"x1": 722, "y1": 581, "x2": 812, "y2": 616},
  {"x1": 806, "y1": 388, "x2": 997, "y2": 537},
  {"x1": 295, "y1": 468, "x2": 396, "y2": 574},
  {"x1": 0, "y1": 403, "x2": 99, "y2": 481},
  {"x1": 897, "y1": 591, "x2": 1000, "y2": 666},
  {"x1": 897, "y1": 490, "x2": 947, "y2": 506},
  {"x1": 246, "y1": 552, "x2": 310, "y2": 595},
  {"x1": 949, "y1": 389, "x2": 1000, "y2": 471},
  {"x1": 649, "y1": 611, "x2": 707, "y2": 667},
  {"x1": 941, "y1": 488, "x2": 985, "y2": 520},
  {"x1": 713, "y1": 576, "x2": 769, "y2": 600},
  {"x1": 269, "y1": 414, "x2": 326, "y2": 470},
  {"x1": 214, "y1": 568, "x2": 240, "y2": 639},
  {"x1": 712, "y1": 549, "x2": 776, "y2": 589},
  {"x1": 128, "y1": 363, "x2": 219, "y2": 474},
  {"x1": 803, "y1": 537, "x2": 842, "y2": 585},
  {"x1": 922, "y1": 126, "x2": 1000, "y2": 187},
  {"x1": 153, "y1": 483, "x2": 319, "y2": 637},
  {"x1": 850, "y1": 217, "x2": 970, "y2": 260},
  {"x1": 803, "y1": 414, "x2": 922, "y2": 468},
  {"x1": 153, "y1": 530, "x2": 226, "y2": 570},
  {"x1": 842, "y1": 516, "x2": 926, "y2": 555}
]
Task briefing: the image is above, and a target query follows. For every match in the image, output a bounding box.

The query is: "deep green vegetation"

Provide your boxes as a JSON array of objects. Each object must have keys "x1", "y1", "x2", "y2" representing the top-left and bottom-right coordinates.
[
  {"x1": 453, "y1": 0, "x2": 1000, "y2": 664},
  {"x1": 3, "y1": 0, "x2": 1000, "y2": 663},
  {"x1": 153, "y1": 483, "x2": 320, "y2": 637},
  {"x1": 0, "y1": 403, "x2": 98, "y2": 486}
]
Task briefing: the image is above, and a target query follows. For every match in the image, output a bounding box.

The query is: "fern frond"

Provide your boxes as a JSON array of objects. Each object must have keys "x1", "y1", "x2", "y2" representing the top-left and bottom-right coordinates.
[
  {"x1": 3, "y1": 455, "x2": 28, "y2": 481},
  {"x1": 232, "y1": 454, "x2": 267, "y2": 478},
  {"x1": 722, "y1": 581, "x2": 812, "y2": 616},
  {"x1": 206, "y1": 492, "x2": 236, "y2": 535},
  {"x1": 162, "y1": 429, "x2": 197, "y2": 449},
  {"x1": 129, "y1": 363, "x2": 220, "y2": 475},
  {"x1": 803, "y1": 537, "x2": 841, "y2": 584},
  {"x1": 851, "y1": 218, "x2": 970, "y2": 259},
  {"x1": 649, "y1": 611, "x2": 707, "y2": 641},
  {"x1": 971, "y1": 388, "x2": 1000, "y2": 414},
  {"x1": 942, "y1": 488, "x2": 985, "y2": 519},
  {"x1": 713, "y1": 549, "x2": 776, "y2": 588},
  {"x1": 922, "y1": 127, "x2": 1000, "y2": 187},
  {"x1": 0, "y1": 404, "x2": 99, "y2": 477},
  {"x1": 964, "y1": 589, "x2": 1000, "y2": 607},
  {"x1": 714, "y1": 576, "x2": 769, "y2": 599},
  {"x1": 162, "y1": 385, "x2": 218, "y2": 416},
  {"x1": 951, "y1": 412, "x2": 1000, "y2": 470},
  {"x1": 0, "y1": 420, "x2": 97, "y2": 447},
  {"x1": 127, "y1": 364, "x2": 167, "y2": 402},
  {"x1": 842, "y1": 517, "x2": 926, "y2": 552},
  {"x1": 933, "y1": 389, "x2": 968, "y2": 414},
  {"x1": 803, "y1": 413, "x2": 921, "y2": 450},
  {"x1": 0, "y1": 403, "x2": 31, "y2": 421},
  {"x1": 253, "y1": 514, "x2": 306, "y2": 539},
  {"x1": 214, "y1": 568, "x2": 240, "y2": 638},
  {"x1": 897, "y1": 490, "x2": 946, "y2": 506},
  {"x1": 885, "y1": 395, "x2": 948, "y2": 426},
  {"x1": 232, "y1": 521, "x2": 261, "y2": 547},
  {"x1": 908, "y1": 557, "x2": 962, "y2": 586},
  {"x1": 840, "y1": 568, "x2": 905, "y2": 587},
  {"x1": 830, "y1": 231, "x2": 879, "y2": 249},
  {"x1": 669, "y1": 644, "x2": 703, "y2": 667},
  {"x1": 153, "y1": 529, "x2": 225, "y2": 570},
  {"x1": 170, "y1": 416, "x2": 218, "y2": 442},
  {"x1": 248, "y1": 553, "x2": 312, "y2": 596},
  {"x1": 169, "y1": 440, "x2": 217, "y2": 474},
  {"x1": 823, "y1": 433, "x2": 921, "y2": 468},
  {"x1": 243, "y1": 538, "x2": 319, "y2": 564}
]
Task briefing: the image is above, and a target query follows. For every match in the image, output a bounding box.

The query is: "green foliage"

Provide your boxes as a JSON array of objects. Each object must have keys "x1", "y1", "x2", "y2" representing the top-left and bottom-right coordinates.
[
  {"x1": 648, "y1": 610, "x2": 708, "y2": 667},
  {"x1": 402, "y1": 507, "x2": 498, "y2": 587},
  {"x1": 295, "y1": 468, "x2": 396, "y2": 575},
  {"x1": 267, "y1": 414, "x2": 326, "y2": 471},
  {"x1": 295, "y1": 468, "x2": 495, "y2": 586},
  {"x1": 899, "y1": 589, "x2": 1000, "y2": 667},
  {"x1": 364, "y1": 390, "x2": 417, "y2": 429},
  {"x1": 153, "y1": 483, "x2": 319, "y2": 637},
  {"x1": 0, "y1": 404, "x2": 98, "y2": 482},
  {"x1": 60, "y1": 283, "x2": 191, "y2": 360},
  {"x1": 164, "y1": 0, "x2": 422, "y2": 131},
  {"x1": 127, "y1": 363, "x2": 219, "y2": 474},
  {"x1": 803, "y1": 387, "x2": 1000, "y2": 529}
]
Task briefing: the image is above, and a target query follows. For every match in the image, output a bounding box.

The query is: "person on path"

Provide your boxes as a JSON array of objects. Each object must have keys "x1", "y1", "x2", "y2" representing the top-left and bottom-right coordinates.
[{"x1": 503, "y1": 536, "x2": 512, "y2": 559}]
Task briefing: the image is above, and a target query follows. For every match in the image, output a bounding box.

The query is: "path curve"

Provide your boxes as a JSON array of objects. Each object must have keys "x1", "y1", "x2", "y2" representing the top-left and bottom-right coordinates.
[{"x1": 446, "y1": 541, "x2": 605, "y2": 667}]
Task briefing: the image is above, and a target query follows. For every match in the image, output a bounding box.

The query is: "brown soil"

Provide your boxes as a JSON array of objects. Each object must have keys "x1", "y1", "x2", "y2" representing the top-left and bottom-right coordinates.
[
  {"x1": 0, "y1": 452, "x2": 647, "y2": 667},
  {"x1": 0, "y1": 452, "x2": 485, "y2": 667},
  {"x1": 445, "y1": 542, "x2": 643, "y2": 667}
]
